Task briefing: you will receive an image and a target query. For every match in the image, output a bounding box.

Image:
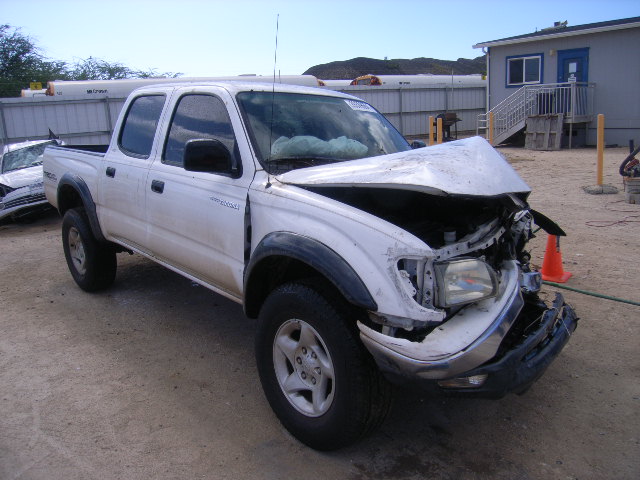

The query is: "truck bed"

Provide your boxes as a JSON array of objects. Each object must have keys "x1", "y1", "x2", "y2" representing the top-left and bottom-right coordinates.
[
  {"x1": 54, "y1": 144, "x2": 109, "y2": 154},
  {"x1": 43, "y1": 144, "x2": 107, "y2": 211}
]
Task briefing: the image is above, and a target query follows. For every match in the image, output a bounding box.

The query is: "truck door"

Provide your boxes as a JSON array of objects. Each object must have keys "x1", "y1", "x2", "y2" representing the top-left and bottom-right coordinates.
[
  {"x1": 145, "y1": 90, "x2": 251, "y2": 300},
  {"x1": 98, "y1": 93, "x2": 167, "y2": 250}
]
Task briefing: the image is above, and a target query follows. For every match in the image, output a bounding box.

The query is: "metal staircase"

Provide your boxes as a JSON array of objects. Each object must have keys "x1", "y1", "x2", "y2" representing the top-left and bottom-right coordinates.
[{"x1": 477, "y1": 82, "x2": 595, "y2": 145}]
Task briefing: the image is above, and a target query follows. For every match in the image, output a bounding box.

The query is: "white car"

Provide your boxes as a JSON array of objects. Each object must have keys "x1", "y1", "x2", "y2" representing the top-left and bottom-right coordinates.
[{"x1": 0, "y1": 139, "x2": 60, "y2": 221}]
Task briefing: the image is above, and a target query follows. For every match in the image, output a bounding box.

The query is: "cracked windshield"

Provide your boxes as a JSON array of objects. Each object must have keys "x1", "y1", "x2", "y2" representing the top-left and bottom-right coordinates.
[{"x1": 1, "y1": 141, "x2": 57, "y2": 173}]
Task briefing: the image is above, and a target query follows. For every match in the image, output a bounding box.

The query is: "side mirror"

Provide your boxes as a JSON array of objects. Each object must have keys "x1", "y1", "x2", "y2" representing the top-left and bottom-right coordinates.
[
  {"x1": 183, "y1": 139, "x2": 235, "y2": 174},
  {"x1": 411, "y1": 140, "x2": 426, "y2": 149}
]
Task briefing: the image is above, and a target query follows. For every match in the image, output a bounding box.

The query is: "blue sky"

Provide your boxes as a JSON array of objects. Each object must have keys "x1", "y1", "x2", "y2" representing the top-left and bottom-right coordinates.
[{"x1": 2, "y1": 0, "x2": 638, "y2": 78}]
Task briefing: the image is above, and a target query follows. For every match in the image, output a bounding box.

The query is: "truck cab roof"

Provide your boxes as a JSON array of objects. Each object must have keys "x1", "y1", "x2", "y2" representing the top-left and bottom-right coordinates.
[{"x1": 129, "y1": 81, "x2": 357, "y2": 99}]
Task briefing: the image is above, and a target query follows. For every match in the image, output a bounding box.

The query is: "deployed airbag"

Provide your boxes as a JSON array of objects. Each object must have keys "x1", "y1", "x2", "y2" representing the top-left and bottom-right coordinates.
[{"x1": 271, "y1": 135, "x2": 368, "y2": 160}]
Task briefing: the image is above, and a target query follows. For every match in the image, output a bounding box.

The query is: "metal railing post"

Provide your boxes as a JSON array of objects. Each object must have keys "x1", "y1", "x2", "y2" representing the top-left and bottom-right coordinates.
[
  {"x1": 488, "y1": 111, "x2": 494, "y2": 145},
  {"x1": 570, "y1": 82, "x2": 576, "y2": 121},
  {"x1": 569, "y1": 82, "x2": 576, "y2": 149},
  {"x1": 398, "y1": 87, "x2": 404, "y2": 135}
]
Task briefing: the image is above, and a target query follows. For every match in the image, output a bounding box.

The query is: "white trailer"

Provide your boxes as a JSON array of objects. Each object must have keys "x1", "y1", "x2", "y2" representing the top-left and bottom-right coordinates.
[
  {"x1": 350, "y1": 74, "x2": 486, "y2": 87},
  {"x1": 20, "y1": 89, "x2": 47, "y2": 97},
  {"x1": 45, "y1": 75, "x2": 320, "y2": 97}
]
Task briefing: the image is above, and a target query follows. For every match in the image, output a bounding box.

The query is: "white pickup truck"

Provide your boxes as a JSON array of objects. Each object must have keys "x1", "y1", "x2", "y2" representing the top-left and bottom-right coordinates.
[{"x1": 43, "y1": 81, "x2": 577, "y2": 450}]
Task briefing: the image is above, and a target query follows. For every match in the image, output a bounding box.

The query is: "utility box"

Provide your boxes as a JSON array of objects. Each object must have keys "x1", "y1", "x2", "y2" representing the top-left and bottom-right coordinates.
[{"x1": 624, "y1": 177, "x2": 640, "y2": 204}]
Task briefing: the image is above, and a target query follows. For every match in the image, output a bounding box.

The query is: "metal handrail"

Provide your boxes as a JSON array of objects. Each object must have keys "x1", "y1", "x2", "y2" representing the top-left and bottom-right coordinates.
[{"x1": 478, "y1": 82, "x2": 595, "y2": 142}]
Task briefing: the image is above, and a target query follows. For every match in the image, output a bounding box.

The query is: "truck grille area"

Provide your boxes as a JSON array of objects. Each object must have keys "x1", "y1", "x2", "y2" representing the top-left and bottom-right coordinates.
[
  {"x1": 495, "y1": 294, "x2": 571, "y2": 361},
  {"x1": 438, "y1": 292, "x2": 578, "y2": 399}
]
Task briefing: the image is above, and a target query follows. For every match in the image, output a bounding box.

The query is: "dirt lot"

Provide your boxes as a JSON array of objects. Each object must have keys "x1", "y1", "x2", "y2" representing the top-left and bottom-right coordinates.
[{"x1": 1, "y1": 146, "x2": 638, "y2": 480}]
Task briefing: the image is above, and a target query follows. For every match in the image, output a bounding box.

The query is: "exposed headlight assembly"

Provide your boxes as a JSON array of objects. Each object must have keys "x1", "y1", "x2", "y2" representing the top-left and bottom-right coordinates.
[{"x1": 434, "y1": 258, "x2": 498, "y2": 308}]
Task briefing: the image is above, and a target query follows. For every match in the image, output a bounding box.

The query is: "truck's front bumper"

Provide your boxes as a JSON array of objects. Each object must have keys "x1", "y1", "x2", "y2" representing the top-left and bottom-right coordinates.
[{"x1": 359, "y1": 292, "x2": 578, "y2": 398}]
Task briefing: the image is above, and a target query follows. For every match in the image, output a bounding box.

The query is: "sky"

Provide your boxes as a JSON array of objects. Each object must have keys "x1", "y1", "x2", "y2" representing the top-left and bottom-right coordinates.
[{"x1": 2, "y1": 0, "x2": 638, "y2": 78}]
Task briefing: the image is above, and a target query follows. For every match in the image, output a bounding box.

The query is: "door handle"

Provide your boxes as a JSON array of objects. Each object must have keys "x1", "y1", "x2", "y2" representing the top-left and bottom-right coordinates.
[
  {"x1": 106, "y1": 166, "x2": 116, "y2": 178},
  {"x1": 151, "y1": 180, "x2": 165, "y2": 194}
]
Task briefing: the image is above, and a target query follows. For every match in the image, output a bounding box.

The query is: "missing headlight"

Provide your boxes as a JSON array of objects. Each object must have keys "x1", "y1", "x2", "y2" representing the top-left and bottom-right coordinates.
[{"x1": 397, "y1": 258, "x2": 420, "y2": 301}]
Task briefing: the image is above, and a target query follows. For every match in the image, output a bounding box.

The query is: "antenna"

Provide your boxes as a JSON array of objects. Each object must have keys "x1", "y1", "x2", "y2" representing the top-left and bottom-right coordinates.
[
  {"x1": 267, "y1": 13, "x2": 279, "y2": 187},
  {"x1": 273, "y1": 14, "x2": 279, "y2": 85}
]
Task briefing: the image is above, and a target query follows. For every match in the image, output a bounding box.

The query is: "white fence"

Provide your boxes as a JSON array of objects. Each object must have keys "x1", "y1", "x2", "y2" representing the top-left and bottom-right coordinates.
[
  {"x1": 0, "y1": 95, "x2": 125, "y2": 147},
  {"x1": 333, "y1": 85, "x2": 486, "y2": 136},
  {"x1": 0, "y1": 84, "x2": 486, "y2": 147}
]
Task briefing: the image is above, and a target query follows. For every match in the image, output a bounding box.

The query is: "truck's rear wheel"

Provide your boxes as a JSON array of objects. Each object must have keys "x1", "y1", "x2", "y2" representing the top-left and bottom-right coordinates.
[
  {"x1": 255, "y1": 282, "x2": 392, "y2": 450},
  {"x1": 62, "y1": 208, "x2": 116, "y2": 291}
]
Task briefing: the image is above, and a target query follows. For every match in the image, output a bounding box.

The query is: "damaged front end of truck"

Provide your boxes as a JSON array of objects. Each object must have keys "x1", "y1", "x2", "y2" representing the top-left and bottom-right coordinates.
[
  {"x1": 353, "y1": 190, "x2": 579, "y2": 398},
  {"x1": 278, "y1": 136, "x2": 578, "y2": 398}
]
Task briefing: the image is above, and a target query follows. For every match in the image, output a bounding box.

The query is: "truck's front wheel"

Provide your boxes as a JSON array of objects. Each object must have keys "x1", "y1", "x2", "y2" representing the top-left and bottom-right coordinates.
[
  {"x1": 255, "y1": 282, "x2": 392, "y2": 450},
  {"x1": 62, "y1": 208, "x2": 116, "y2": 292}
]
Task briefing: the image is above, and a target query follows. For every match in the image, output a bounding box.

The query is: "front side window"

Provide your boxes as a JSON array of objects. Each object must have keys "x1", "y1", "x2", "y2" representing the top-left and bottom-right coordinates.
[
  {"x1": 119, "y1": 94, "x2": 166, "y2": 158},
  {"x1": 163, "y1": 94, "x2": 239, "y2": 173},
  {"x1": 507, "y1": 55, "x2": 542, "y2": 86}
]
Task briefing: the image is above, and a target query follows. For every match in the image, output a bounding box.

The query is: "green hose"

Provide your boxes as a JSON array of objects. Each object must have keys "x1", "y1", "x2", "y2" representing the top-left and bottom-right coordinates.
[{"x1": 543, "y1": 281, "x2": 640, "y2": 307}]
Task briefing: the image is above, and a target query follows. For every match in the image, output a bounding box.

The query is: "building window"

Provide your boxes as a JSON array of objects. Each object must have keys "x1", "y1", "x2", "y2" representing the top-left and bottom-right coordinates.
[{"x1": 506, "y1": 54, "x2": 542, "y2": 86}]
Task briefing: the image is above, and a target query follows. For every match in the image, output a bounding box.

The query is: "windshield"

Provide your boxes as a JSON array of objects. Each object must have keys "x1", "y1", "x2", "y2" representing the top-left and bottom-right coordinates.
[
  {"x1": 1, "y1": 141, "x2": 57, "y2": 174},
  {"x1": 236, "y1": 92, "x2": 410, "y2": 174}
]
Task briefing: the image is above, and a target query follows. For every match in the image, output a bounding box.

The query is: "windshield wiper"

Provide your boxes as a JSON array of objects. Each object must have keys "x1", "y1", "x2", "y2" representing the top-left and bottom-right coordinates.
[
  {"x1": 268, "y1": 155, "x2": 341, "y2": 164},
  {"x1": 266, "y1": 156, "x2": 342, "y2": 172}
]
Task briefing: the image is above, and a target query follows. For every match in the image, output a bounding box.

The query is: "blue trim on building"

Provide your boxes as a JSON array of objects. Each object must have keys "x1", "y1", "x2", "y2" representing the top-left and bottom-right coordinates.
[
  {"x1": 505, "y1": 53, "x2": 544, "y2": 88},
  {"x1": 557, "y1": 48, "x2": 590, "y2": 83}
]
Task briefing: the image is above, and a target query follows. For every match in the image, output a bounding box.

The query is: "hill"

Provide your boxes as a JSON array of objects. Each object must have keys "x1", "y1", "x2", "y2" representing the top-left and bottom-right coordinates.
[{"x1": 303, "y1": 56, "x2": 486, "y2": 80}]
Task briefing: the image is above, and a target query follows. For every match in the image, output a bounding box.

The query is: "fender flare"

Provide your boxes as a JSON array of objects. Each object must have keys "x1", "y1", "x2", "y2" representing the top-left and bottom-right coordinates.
[
  {"x1": 57, "y1": 173, "x2": 107, "y2": 243},
  {"x1": 244, "y1": 232, "x2": 377, "y2": 317}
]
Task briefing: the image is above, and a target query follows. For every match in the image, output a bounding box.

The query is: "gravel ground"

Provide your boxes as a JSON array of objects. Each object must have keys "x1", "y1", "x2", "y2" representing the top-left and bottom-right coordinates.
[{"x1": 1, "y1": 145, "x2": 638, "y2": 479}]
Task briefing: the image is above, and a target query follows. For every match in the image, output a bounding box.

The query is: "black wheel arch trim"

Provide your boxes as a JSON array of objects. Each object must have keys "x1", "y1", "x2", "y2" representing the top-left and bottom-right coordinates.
[
  {"x1": 57, "y1": 173, "x2": 107, "y2": 243},
  {"x1": 244, "y1": 232, "x2": 377, "y2": 317}
]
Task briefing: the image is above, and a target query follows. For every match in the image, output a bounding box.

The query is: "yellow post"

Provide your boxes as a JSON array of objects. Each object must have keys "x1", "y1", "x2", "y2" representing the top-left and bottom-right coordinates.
[
  {"x1": 428, "y1": 116, "x2": 434, "y2": 146},
  {"x1": 488, "y1": 112, "x2": 494, "y2": 145},
  {"x1": 597, "y1": 114, "x2": 605, "y2": 186},
  {"x1": 437, "y1": 117, "x2": 443, "y2": 144}
]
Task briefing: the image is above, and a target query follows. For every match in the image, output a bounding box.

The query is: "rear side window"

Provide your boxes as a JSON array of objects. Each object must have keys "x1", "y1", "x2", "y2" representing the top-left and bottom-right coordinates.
[
  {"x1": 119, "y1": 95, "x2": 166, "y2": 158},
  {"x1": 163, "y1": 94, "x2": 239, "y2": 171}
]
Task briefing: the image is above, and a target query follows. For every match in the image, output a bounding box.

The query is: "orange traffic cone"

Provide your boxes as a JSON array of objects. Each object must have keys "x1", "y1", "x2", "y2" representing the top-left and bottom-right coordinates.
[{"x1": 541, "y1": 234, "x2": 572, "y2": 283}]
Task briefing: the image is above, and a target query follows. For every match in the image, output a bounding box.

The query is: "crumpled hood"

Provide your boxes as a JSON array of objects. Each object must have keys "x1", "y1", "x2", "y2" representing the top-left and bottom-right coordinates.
[
  {"x1": 0, "y1": 165, "x2": 43, "y2": 190},
  {"x1": 276, "y1": 136, "x2": 530, "y2": 197}
]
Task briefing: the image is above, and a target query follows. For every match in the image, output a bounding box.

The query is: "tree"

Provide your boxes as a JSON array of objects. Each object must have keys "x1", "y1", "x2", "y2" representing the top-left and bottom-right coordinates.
[
  {"x1": 0, "y1": 24, "x2": 66, "y2": 97},
  {"x1": 0, "y1": 25, "x2": 180, "y2": 98},
  {"x1": 68, "y1": 57, "x2": 179, "y2": 81}
]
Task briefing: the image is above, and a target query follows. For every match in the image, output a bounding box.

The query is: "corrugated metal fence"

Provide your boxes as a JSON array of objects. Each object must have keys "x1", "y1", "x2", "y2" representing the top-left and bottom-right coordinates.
[
  {"x1": 0, "y1": 84, "x2": 485, "y2": 147},
  {"x1": 334, "y1": 85, "x2": 486, "y2": 137},
  {"x1": 0, "y1": 95, "x2": 124, "y2": 147}
]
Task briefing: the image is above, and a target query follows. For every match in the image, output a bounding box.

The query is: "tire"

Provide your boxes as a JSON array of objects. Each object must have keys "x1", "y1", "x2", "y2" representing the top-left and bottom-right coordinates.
[
  {"x1": 255, "y1": 282, "x2": 392, "y2": 450},
  {"x1": 62, "y1": 207, "x2": 117, "y2": 292}
]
